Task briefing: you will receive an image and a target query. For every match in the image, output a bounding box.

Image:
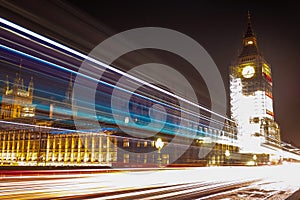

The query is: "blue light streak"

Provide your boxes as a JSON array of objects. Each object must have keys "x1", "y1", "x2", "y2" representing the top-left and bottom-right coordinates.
[
  {"x1": 0, "y1": 44, "x2": 228, "y2": 129},
  {"x1": 0, "y1": 17, "x2": 233, "y2": 122}
]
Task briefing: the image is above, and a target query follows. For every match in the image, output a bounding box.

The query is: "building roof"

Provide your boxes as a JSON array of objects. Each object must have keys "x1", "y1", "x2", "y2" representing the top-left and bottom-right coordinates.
[
  {"x1": 244, "y1": 11, "x2": 255, "y2": 38},
  {"x1": 239, "y1": 11, "x2": 260, "y2": 58}
]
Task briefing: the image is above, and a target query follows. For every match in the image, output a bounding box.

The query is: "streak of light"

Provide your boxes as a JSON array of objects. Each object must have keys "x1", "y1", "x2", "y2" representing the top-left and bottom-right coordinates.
[
  {"x1": 1, "y1": 164, "x2": 299, "y2": 199},
  {"x1": 0, "y1": 120, "x2": 104, "y2": 135},
  {"x1": 1, "y1": 36, "x2": 81, "y2": 72},
  {"x1": 0, "y1": 26, "x2": 231, "y2": 131},
  {"x1": 1, "y1": 44, "x2": 237, "y2": 141},
  {"x1": 0, "y1": 17, "x2": 233, "y2": 122}
]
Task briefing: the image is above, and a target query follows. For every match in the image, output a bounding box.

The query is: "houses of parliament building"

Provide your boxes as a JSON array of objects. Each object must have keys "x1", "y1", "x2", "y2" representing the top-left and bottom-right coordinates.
[
  {"x1": 0, "y1": 71, "x2": 120, "y2": 167},
  {"x1": 2, "y1": 13, "x2": 281, "y2": 168},
  {"x1": 0, "y1": 68, "x2": 239, "y2": 167}
]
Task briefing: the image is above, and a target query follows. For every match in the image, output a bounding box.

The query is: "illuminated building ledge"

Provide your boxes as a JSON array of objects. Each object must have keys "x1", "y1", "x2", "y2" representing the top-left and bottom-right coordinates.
[
  {"x1": 0, "y1": 125, "x2": 241, "y2": 167},
  {"x1": 0, "y1": 128, "x2": 116, "y2": 167}
]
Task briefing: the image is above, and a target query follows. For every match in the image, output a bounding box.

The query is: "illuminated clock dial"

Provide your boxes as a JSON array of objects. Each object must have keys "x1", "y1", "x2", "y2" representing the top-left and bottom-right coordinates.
[{"x1": 242, "y1": 65, "x2": 255, "y2": 78}]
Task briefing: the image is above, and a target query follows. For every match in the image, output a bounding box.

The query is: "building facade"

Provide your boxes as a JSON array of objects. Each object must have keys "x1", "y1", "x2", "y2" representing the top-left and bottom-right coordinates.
[
  {"x1": 0, "y1": 15, "x2": 248, "y2": 167},
  {"x1": 0, "y1": 72, "x2": 35, "y2": 119},
  {"x1": 0, "y1": 70, "x2": 239, "y2": 167},
  {"x1": 0, "y1": 124, "x2": 117, "y2": 167},
  {"x1": 230, "y1": 13, "x2": 281, "y2": 154}
]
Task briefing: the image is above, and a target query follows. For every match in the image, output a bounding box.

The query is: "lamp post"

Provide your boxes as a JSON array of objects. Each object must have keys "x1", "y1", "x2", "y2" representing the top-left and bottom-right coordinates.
[
  {"x1": 253, "y1": 154, "x2": 257, "y2": 166},
  {"x1": 225, "y1": 149, "x2": 230, "y2": 165},
  {"x1": 124, "y1": 117, "x2": 129, "y2": 124},
  {"x1": 155, "y1": 138, "x2": 164, "y2": 167},
  {"x1": 37, "y1": 127, "x2": 42, "y2": 166}
]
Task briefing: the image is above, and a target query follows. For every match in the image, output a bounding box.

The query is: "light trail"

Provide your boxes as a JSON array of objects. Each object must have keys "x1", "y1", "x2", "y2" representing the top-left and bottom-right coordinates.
[
  {"x1": 0, "y1": 17, "x2": 233, "y2": 122},
  {"x1": 0, "y1": 36, "x2": 81, "y2": 72},
  {"x1": 0, "y1": 120, "x2": 106, "y2": 136},
  {"x1": 0, "y1": 26, "x2": 231, "y2": 131},
  {"x1": 0, "y1": 17, "x2": 239, "y2": 141},
  {"x1": 0, "y1": 118, "x2": 223, "y2": 150},
  {"x1": 0, "y1": 44, "x2": 237, "y2": 141},
  {"x1": 0, "y1": 164, "x2": 299, "y2": 199}
]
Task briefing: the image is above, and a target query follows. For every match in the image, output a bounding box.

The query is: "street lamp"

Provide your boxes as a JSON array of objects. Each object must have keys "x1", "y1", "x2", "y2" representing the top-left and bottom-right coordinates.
[
  {"x1": 253, "y1": 154, "x2": 257, "y2": 166},
  {"x1": 155, "y1": 138, "x2": 164, "y2": 167},
  {"x1": 124, "y1": 117, "x2": 129, "y2": 124},
  {"x1": 225, "y1": 149, "x2": 230, "y2": 165}
]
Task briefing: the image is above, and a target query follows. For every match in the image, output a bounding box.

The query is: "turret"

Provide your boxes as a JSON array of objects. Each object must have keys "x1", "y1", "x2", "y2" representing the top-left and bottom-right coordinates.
[
  {"x1": 4, "y1": 75, "x2": 9, "y2": 94},
  {"x1": 21, "y1": 78, "x2": 25, "y2": 90},
  {"x1": 65, "y1": 73, "x2": 73, "y2": 103},
  {"x1": 28, "y1": 76, "x2": 34, "y2": 97},
  {"x1": 13, "y1": 72, "x2": 20, "y2": 94}
]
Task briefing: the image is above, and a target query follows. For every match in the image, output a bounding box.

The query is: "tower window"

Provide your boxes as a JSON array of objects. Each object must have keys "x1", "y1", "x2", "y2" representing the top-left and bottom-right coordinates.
[{"x1": 247, "y1": 41, "x2": 253, "y2": 45}]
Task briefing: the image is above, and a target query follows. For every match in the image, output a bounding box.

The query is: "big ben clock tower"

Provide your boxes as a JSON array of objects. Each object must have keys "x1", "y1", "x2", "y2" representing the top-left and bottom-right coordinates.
[{"x1": 230, "y1": 12, "x2": 281, "y2": 154}]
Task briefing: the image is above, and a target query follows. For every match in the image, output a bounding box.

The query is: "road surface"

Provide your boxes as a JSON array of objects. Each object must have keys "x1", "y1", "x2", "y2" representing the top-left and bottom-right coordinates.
[{"x1": 0, "y1": 163, "x2": 299, "y2": 199}]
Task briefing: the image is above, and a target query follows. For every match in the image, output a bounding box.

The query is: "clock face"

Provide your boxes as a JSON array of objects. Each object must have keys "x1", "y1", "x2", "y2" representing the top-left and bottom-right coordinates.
[{"x1": 242, "y1": 65, "x2": 255, "y2": 78}]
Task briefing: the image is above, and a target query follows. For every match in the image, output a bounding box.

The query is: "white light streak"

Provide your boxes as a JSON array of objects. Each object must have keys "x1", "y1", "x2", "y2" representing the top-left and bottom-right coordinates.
[{"x1": 0, "y1": 17, "x2": 232, "y2": 122}]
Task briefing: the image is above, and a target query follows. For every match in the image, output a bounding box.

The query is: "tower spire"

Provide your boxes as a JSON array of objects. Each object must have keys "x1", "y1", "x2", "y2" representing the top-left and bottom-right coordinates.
[
  {"x1": 65, "y1": 73, "x2": 73, "y2": 103},
  {"x1": 244, "y1": 11, "x2": 255, "y2": 38},
  {"x1": 247, "y1": 10, "x2": 251, "y2": 21},
  {"x1": 18, "y1": 59, "x2": 22, "y2": 80},
  {"x1": 28, "y1": 76, "x2": 34, "y2": 97},
  {"x1": 4, "y1": 75, "x2": 9, "y2": 94},
  {"x1": 239, "y1": 11, "x2": 259, "y2": 57}
]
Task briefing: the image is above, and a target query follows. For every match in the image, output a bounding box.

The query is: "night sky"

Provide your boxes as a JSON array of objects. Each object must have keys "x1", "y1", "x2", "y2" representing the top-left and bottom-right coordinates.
[{"x1": 1, "y1": 1, "x2": 300, "y2": 146}]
